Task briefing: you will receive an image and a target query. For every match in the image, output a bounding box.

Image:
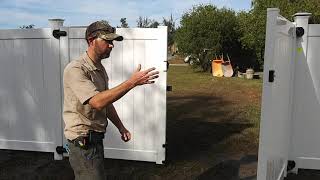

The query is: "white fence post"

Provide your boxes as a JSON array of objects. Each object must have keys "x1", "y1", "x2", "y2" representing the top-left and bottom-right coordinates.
[
  {"x1": 294, "y1": 13, "x2": 311, "y2": 61},
  {"x1": 156, "y1": 25, "x2": 167, "y2": 164},
  {"x1": 290, "y1": 13, "x2": 316, "y2": 171},
  {"x1": 48, "y1": 18, "x2": 64, "y2": 160},
  {"x1": 59, "y1": 26, "x2": 70, "y2": 150},
  {"x1": 48, "y1": 19, "x2": 64, "y2": 30}
]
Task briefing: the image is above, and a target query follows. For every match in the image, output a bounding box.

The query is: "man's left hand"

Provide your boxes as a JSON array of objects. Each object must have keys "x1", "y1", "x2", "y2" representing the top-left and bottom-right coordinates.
[{"x1": 119, "y1": 127, "x2": 131, "y2": 142}]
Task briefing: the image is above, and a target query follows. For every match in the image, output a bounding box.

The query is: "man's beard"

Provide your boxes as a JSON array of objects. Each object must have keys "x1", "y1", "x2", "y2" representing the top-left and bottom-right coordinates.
[
  {"x1": 100, "y1": 52, "x2": 110, "y2": 59},
  {"x1": 95, "y1": 48, "x2": 111, "y2": 59}
]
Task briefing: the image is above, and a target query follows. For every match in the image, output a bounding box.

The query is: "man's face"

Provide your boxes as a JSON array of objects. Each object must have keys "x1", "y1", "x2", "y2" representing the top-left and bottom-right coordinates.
[{"x1": 93, "y1": 38, "x2": 114, "y2": 59}]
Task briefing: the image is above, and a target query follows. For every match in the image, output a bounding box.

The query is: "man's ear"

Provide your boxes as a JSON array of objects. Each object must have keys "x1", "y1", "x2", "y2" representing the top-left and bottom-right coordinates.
[{"x1": 87, "y1": 37, "x2": 95, "y2": 45}]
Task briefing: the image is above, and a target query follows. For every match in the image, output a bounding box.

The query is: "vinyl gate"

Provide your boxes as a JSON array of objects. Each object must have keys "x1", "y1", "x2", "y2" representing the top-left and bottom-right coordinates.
[
  {"x1": 0, "y1": 20, "x2": 167, "y2": 164},
  {"x1": 0, "y1": 28, "x2": 63, "y2": 160},
  {"x1": 258, "y1": 8, "x2": 320, "y2": 179}
]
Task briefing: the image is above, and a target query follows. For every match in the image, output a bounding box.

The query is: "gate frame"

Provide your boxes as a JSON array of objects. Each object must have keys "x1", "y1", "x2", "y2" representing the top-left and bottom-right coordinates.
[{"x1": 52, "y1": 20, "x2": 168, "y2": 164}]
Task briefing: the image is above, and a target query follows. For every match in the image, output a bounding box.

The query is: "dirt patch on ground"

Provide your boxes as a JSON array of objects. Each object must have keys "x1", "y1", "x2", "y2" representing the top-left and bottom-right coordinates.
[
  {"x1": 0, "y1": 66, "x2": 260, "y2": 180},
  {"x1": 168, "y1": 54, "x2": 186, "y2": 64}
]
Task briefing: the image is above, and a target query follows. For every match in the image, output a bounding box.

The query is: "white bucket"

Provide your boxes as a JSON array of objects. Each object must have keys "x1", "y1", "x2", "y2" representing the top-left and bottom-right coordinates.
[{"x1": 246, "y1": 68, "x2": 254, "y2": 79}]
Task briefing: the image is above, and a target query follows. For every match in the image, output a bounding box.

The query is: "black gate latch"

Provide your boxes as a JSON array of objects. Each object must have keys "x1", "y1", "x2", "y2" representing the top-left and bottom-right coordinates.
[
  {"x1": 53, "y1": 30, "x2": 67, "y2": 39},
  {"x1": 269, "y1": 70, "x2": 275, "y2": 83}
]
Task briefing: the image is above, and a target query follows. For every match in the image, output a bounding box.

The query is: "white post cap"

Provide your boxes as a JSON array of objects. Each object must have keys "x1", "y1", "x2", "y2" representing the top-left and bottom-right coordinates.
[
  {"x1": 293, "y1": 12, "x2": 312, "y2": 17},
  {"x1": 48, "y1": 19, "x2": 64, "y2": 29}
]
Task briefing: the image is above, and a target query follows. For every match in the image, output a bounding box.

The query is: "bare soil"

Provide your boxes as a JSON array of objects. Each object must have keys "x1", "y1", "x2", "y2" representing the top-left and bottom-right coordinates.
[{"x1": 168, "y1": 54, "x2": 186, "y2": 64}]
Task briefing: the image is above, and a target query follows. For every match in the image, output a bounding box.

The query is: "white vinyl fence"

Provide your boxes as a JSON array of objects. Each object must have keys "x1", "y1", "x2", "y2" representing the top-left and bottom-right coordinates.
[
  {"x1": 258, "y1": 8, "x2": 320, "y2": 179},
  {"x1": 0, "y1": 20, "x2": 167, "y2": 164}
]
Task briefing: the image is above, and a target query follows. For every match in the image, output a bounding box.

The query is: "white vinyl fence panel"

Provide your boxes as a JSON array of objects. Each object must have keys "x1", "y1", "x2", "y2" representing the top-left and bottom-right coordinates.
[
  {"x1": 259, "y1": 8, "x2": 320, "y2": 179},
  {"x1": 290, "y1": 23, "x2": 320, "y2": 169},
  {"x1": 0, "y1": 29, "x2": 63, "y2": 160},
  {"x1": 0, "y1": 23, "x2": 167, "y2": 164}
]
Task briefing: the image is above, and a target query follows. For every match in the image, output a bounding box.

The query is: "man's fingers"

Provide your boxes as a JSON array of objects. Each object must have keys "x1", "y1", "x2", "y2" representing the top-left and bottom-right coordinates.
[
  {"x1": 143, "y1": 67, "x2": 156, "y2": 74},
  {"x1": 147, "y1": 71, "x2": 159, "y2": 77},
  {"x1": 135, "y1": 64, "x2": 141, "y2": 72},
  {"x1": 124, "y1": 133, "x2": 131, "y2": 142},
  {"x1": 148, "y1": 75, "x2": 159, "y2": 80},
  {"x1": 146, "y1": 80, "x2": 155, "y2": 84},
  {"x1": 126, "y1": 132, "x2": 131, "y2": 141},
  {"x1": 121, "y1": 134, "x2": 128, "y2": 141},
  {"x1": 136, "y1": 66, "x2": 158, "y2": 75},
  {"x1": 121, "y1": 132, "x2": 131, "y2": 142}
]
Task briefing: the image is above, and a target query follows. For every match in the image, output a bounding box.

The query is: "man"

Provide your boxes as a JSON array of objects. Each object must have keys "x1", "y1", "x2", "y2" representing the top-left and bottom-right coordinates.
[{"x1": 63, "y1": 21, "x2": 159, "y2": 180}]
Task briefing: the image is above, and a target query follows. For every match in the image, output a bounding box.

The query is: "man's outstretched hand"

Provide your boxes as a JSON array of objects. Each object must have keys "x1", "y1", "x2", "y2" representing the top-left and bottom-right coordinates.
[{"x1": 128, "y1": 64, "x2": 159, "y2": 87}]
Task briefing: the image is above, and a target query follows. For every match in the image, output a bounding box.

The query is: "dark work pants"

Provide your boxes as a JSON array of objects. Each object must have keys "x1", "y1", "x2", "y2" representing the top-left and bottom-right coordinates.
[{"x1": 68, "y1": 141, "x2": 105, "y2": 180}]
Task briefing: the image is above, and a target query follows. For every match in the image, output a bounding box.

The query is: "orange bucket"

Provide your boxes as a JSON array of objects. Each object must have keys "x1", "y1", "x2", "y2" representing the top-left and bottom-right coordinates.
[{"x1": 212, "y1": 59, "x2": 224, "y2": 77}]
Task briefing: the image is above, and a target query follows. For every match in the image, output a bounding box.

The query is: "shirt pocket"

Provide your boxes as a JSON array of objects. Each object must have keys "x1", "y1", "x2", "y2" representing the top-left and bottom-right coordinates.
[
  {"x1": 88, "y1": 71, "x2": 106, "y2": 92},
  {"x1": 77, "y1": 103, "x2": 93, "y2": 120}
]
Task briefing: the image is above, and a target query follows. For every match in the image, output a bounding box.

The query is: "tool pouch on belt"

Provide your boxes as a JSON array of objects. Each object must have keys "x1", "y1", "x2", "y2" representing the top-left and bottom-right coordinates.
[
  {"x1": 71, "y1": 130, "x2": 104, "y2": 150},
  {"x1": 72, "y1": 136, "x2": 90, "y2": 150}
]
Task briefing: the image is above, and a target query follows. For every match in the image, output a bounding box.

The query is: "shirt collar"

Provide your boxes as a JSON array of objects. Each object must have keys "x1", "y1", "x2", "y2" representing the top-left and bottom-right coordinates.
[{"x1": 82, "y1": 52, "x2": 103, "y2": 71}]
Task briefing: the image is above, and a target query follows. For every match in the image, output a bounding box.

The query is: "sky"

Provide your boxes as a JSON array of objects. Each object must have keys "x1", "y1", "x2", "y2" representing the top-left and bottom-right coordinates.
[{"x1": 0, "y1": 0, "x2": 252, "y2": 29}]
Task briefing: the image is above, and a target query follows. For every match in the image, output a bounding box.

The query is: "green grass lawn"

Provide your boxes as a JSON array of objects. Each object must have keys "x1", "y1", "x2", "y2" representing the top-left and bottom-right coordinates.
[{"x1": 167, "y1": 65, "x2": 262, "y2": 155}]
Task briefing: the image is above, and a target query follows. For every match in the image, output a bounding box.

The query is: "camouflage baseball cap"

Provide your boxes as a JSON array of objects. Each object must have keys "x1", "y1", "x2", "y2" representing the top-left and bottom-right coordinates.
[{"x1": 85, "y1": 21, "x2": 123, "y2": 41}]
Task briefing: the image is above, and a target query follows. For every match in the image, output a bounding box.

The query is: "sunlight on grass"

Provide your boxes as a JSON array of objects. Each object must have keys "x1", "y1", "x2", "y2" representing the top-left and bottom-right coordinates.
[{"x1": 168, "y1": 65, "x2": 262, "y2": 154}]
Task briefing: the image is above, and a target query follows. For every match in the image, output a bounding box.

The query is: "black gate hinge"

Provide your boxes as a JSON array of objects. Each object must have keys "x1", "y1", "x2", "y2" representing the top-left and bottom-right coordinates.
[
  {"x1": 56, "y1": 146, "x2": 67, "y2": 154},
  {"x1": 162, "y1": 143, "x2": 168, "y2": 148},
  {"x1": 296, "y1": 27, "x2": 304, "y2": 38},
  {"x1": 287, "y1": 160, "x2": 296, "y2": 171},
  {"x1": 53, "y1": 30, "x2": 67, "y2": 39}
]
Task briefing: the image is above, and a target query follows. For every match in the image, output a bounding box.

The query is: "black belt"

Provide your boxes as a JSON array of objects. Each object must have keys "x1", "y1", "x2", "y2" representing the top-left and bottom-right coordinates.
[{"x1": 68, "y1": 130, "x2": 104, "y2": 149}]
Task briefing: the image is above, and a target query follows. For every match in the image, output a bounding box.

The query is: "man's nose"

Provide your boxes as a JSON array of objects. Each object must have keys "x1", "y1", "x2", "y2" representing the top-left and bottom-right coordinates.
[{"x1": 108, "y1": 44, "x2": 114, "y2": 48}]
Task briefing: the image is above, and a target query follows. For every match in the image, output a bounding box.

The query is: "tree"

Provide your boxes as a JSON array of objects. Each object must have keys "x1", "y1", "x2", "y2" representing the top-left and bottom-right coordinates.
[
  {"x1": 119, "y1": 18, "x2": 129, "y2": 28},
  {"x1": 250, "y1": 0, "x2": 320, "y2": 23},
  {"x1": 19, "y1": 24, "x2": 35, "y2": 29},
  {"x1": 239, "y1": 0, "x2": 320, "y2": 70},
  {"x1": 175, "y1": 5, "x2": 241, "y2": 71},
  {"x1": 136, "y1": 16, "x2": 159, "y2": 28},
  {"x1": 163, "y1": 14, "x2": 176, "y2": 48},
  {"x1": 149, "y1": 21, "x2": 159, "y2": 28}
]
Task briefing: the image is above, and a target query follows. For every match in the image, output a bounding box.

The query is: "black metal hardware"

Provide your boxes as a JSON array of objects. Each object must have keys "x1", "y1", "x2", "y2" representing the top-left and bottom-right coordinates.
[
  {"x1": 287, "y1": 160, "x2": 296, "y2": 171},
  {"x1": 56, "y1": 146, "x2": 67, "y2": 154},
  {"x1": 161, "y1": 142, "x2": 167, "y2": 165},
  {"x1": 53, "y1": 30, "x2": 67, "y2": 39},
  {"x1": 162, "y1": 143, "x2": 168, "y2": 148},
  {"x1": 296, "y1": 27, "x2": 304, "y2": 37},
  {"x1": 269, "y1": 70, "x2": 275, "y2": 82},
  {"x1": 167, "y1": 85, "x2": 172, "y2": 92}
]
